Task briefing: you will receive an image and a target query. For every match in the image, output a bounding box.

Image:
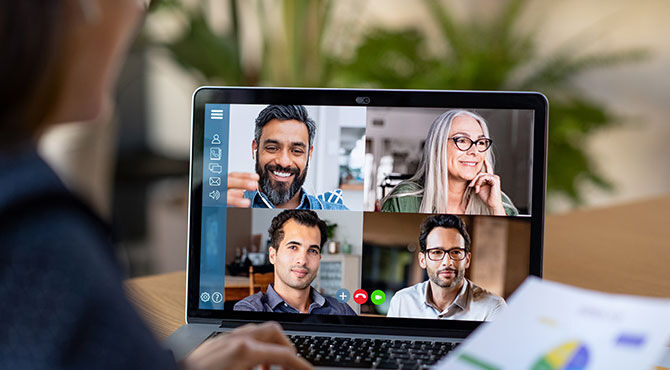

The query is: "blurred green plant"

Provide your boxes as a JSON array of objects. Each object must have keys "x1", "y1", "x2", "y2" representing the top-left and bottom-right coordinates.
[
  {"x1": 147, "y1": 0, "x2": 333, "y2": 86},
  {"x1": 146, "y1": 0, "x2": 648, "y2": 205},
  {"x1": 325, "y1": 221, "x2": 338, "y2": 240},
  {"x1": 333, "y1": 0, "x2": 649, "y2": 205}
]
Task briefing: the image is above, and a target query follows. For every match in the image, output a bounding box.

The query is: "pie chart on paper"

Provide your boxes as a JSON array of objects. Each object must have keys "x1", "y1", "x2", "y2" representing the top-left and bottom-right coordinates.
[{"x1": 531, "y1": 340, "x2": 589, "y2": 370}]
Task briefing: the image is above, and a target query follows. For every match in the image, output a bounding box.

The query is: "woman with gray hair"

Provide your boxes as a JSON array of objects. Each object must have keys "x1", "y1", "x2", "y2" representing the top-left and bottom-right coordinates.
[{"x1": 381, "y1": 110, "x2": 518, "y2": 216}]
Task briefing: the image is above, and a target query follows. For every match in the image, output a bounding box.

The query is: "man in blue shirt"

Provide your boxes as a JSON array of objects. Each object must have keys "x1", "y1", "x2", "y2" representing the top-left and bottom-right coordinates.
[
  {"x1": 227, "y1": 105, "x2": 348, "y2": 210},
  {"x1": 234, "y1": 210, "x2": 356, "y2": 315}
]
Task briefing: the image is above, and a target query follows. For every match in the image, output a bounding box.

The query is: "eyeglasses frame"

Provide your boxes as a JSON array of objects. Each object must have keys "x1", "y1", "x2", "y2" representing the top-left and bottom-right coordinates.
[
  {"x1": 449, "y1": 136, "x2": 493, "y2": 152},
  {"x1": 424, "y1": 247, "x2": 469, "y2": 261}
]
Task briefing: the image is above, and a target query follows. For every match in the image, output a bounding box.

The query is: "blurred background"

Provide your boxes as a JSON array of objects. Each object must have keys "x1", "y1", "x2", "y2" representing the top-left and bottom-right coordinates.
[{"x1": 38, "y1": 0, "x2": 670, "y2": 277}]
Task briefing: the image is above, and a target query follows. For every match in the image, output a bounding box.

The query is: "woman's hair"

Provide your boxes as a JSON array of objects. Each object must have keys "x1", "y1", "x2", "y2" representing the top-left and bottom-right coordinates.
[
  {"x1": 0, "y1": 2, "x2": 69, "y2": 151},
  {"x1": 385, "y1": 109, "x2": 495, "y2": 214}
]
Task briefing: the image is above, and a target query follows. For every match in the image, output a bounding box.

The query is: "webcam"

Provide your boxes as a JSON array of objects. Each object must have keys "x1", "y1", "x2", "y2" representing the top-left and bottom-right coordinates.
[{"x1": 355, "y1": 96, "x2": 371, "y2": 105}]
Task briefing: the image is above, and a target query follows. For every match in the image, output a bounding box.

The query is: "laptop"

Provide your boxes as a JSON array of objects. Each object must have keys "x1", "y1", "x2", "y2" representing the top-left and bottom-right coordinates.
[{"x1": 164, "y1": 87, "x2": 548, "y2": 369}]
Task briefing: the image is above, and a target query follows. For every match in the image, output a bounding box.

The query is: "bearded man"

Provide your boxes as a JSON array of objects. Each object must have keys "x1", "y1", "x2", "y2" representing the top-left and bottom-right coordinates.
[{"x1": 226, "y1": 105, "x2": 348, "y2": 210}]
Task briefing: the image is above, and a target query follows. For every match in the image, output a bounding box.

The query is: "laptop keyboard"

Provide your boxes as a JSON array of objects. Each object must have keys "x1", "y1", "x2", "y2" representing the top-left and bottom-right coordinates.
[
  {"x1": 287, "y1": 334, "x2": 456, "y2": 369},
  {"x1": 208, "y1": 331, "x2": 457, "y2": 368}
]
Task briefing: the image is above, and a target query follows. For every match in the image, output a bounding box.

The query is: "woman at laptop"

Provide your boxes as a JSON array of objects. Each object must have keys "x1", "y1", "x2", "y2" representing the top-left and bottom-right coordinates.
[
  {"x1": 0, "y1": 1, "x2": 310, "y2": 369},
  {"x1": 380, "y1": 110, "x2": 518, "y2": 216}
]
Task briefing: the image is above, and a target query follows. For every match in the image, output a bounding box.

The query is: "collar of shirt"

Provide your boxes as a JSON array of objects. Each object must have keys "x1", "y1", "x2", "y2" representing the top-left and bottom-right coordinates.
[
  {"x1": 424, "y1": 279, "x2": 471, "y2": 316},
  {"x1": 245, "y1": 188, "x2": 312, "y2": 209},
  {"x1": 265, "y1": 283, "x2": 326, "y2": 313}
]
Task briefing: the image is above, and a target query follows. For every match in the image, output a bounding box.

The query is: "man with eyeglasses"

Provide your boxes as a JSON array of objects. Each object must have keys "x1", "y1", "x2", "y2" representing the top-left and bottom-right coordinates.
[{"x1": 387, "y1": 214, "x2": 506, "y2": 320}]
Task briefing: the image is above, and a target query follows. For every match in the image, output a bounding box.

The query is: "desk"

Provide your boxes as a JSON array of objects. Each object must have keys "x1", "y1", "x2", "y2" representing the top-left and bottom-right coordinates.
[
  {"x1": 126, "y1": 196, "x2": 670, "y2": 341},
  {"x1": 125, "y1": 270, "x2": 186, "y2": 340},
  {"x1": 543, "y1": 196, "x2": 670, "y2": 297}
]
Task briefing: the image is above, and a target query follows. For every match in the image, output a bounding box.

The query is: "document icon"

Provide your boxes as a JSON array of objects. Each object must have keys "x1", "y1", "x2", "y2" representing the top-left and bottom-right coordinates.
[
  {"x1": 209, "y1": 147, "x2": 221, "y2": 161},
  {"x1": 208, "y1": 163, "x2": 223, "y2": 174},
  {"x1": 209, "y1": 177, "x2": 221, "y2": 186}
]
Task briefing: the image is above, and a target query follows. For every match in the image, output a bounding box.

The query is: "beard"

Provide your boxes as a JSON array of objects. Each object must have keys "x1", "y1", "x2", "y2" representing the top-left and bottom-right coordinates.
[
  {"x1": 428, "y1": 267, "x2": 465, "y2": 289},
  {"x1": 256, "y1": 155, "x2": 308, "y2": 206}
]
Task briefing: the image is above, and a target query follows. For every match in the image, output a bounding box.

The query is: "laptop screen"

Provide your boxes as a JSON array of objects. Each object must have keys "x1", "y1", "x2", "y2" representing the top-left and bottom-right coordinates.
[{"x1": 191, "y1": 89, "x2": 545, "y2": 328}]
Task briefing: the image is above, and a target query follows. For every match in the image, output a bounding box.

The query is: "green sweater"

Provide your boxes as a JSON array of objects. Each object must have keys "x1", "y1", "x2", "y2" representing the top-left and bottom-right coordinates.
[{"x1": 380, "y1": 182, "x2": 519, "y2": 216}]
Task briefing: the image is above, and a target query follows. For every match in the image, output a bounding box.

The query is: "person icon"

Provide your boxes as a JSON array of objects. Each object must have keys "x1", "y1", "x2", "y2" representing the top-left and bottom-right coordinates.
[{"x1": 211, "y1": 134, "x2": 221, "y2": 145}]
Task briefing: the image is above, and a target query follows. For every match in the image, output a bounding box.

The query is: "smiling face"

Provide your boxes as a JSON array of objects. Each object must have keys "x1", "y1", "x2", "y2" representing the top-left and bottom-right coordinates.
[
  {"x1": 446, "y1": 115, "x2": 487, "y2": 182},
  {"x1": 269, "y1": 219, "x2": 322, "y2": 291},
  {"x1": 253, "y1": 119, "x2": 313, "y2": 206},
  {"x1": 419, "y1": 226, "x2": 471, "y2": 289}
]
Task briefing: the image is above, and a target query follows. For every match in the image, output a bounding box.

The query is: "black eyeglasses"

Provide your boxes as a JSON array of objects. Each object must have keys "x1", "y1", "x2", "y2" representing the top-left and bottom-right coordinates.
[
  {"x1": 450, "y1": 136, "x2": 493, "y2": 152},
  {"x1": 425, "y1": 247, "x2": 468, "y2": 261}
]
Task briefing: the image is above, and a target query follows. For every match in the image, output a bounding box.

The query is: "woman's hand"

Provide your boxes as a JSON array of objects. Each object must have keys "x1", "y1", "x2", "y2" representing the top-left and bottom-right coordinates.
[
  {"x1": 181, "y1": 321, "x2": 312, "y2": 370},
  {"x1": 469, "y1": 158, "x2": 506, "y2": 215}
]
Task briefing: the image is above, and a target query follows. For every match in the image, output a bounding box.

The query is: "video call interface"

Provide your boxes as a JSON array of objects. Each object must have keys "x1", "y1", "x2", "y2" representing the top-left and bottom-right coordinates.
[{"x1": 198, "y1": 103, "x2": 535, "y2": 322}]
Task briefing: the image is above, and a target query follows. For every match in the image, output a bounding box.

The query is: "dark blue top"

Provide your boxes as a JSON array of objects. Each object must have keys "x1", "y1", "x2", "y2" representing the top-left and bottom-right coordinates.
[
  {"x1": 243, "y1": 188, "x2": 349, "y2": 210},
  {"x1": 0, "y1": 147, "x2": 176, "y2": 369},
  {"x1": 233, "y1": 284, "x2": 357, "y2": 316}
]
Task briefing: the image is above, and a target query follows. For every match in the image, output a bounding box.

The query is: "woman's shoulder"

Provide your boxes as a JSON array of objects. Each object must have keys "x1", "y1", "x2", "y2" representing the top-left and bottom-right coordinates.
[
  {"x1": 381, "y1": 181, "x2": 423, "y2": 212},
  {"x1": 389, "y1": 181, "x2": 423, "y2": 195},
  {"x1": 0, "y1": 181, "x2": 176, "y2": 369},
  {"x1": 500, "y1": 192, "x2": 519, "y2": 216},
  {"x1": 0, "y1": 179, "x2": 121, "y2": 299},
  {"x1": 0, "y1": 152, "x2": 114, "y2": 265}
]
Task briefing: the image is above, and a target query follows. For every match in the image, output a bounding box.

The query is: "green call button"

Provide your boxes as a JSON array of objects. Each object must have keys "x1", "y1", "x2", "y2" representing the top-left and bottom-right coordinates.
[{"x1": 370, "y1": 290, "x2": 386, "y2": 305}]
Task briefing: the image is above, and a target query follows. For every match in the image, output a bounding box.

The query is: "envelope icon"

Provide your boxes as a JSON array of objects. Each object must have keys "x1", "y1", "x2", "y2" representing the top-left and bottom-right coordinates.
[{"x1": 209, "y1": 177, "x2": 221, "y2": 186}]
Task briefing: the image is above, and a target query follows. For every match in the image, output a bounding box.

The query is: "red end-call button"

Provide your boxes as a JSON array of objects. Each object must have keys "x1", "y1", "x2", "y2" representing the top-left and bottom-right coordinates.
[{"x1": 353, "y1": 289, "x2": 368, "y2": 304}]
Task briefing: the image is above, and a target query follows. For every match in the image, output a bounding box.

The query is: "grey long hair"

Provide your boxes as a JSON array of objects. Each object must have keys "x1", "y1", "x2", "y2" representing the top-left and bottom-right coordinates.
[{"x1": 386, "y1": 110, "x2": 495, "y2": 214}]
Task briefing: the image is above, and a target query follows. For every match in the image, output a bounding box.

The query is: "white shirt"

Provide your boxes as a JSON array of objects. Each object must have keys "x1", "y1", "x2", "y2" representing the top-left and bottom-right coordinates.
[{"x1": 387, "y1": 279, "x2": 506, "y2": 321}]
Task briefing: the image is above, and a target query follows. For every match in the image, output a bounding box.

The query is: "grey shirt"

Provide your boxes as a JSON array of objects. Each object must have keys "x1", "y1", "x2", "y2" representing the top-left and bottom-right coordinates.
[
  {"x1": 234, "y1": 284, "x2": 357, "y2": 316},
  {"x1": 387, "y1": 279, "x2": 506, "y2": 321}
]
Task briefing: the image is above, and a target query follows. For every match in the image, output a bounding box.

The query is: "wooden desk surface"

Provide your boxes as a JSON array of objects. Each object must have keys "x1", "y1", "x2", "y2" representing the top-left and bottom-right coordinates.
[
  {"x1": 543, "y1": 196, "x2": 670, "y2": 297},
  {"x1": 126, "y1": 196, "x2": 670, "y2": 340},
  {"x1": 125, "y1": 271, "x2": 186, "y2": 340}
]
